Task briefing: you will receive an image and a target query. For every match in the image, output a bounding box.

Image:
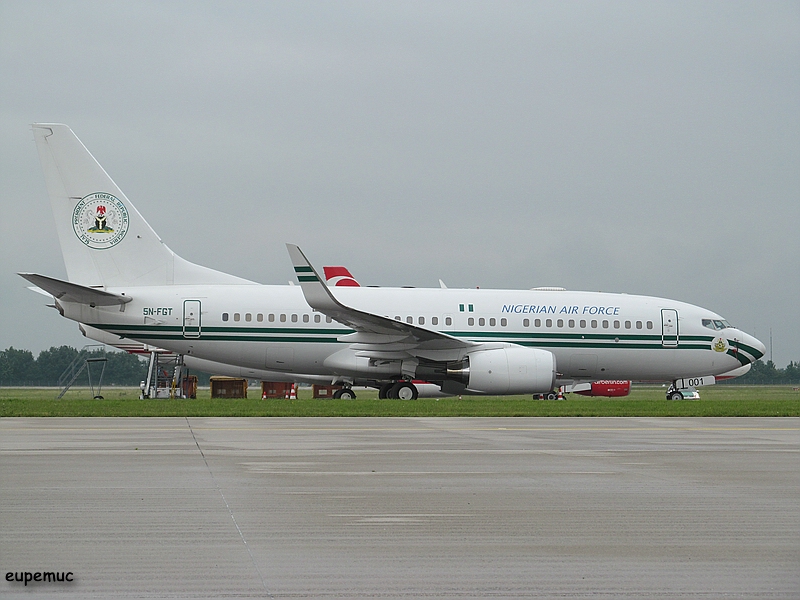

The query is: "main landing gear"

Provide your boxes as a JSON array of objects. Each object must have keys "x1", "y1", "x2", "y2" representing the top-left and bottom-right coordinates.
[
  {"x1": 379, "y1": 381, "x2": 419, "y2": 400},
  {"x1": 333, "y1": 387, "x2": 356, "y2": 400}
]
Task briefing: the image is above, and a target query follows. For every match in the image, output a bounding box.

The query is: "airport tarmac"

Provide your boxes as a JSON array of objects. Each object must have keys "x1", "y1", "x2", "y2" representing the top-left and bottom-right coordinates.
[{"x1": 1, "y1": 417, "x2": 798, "y2": 599}]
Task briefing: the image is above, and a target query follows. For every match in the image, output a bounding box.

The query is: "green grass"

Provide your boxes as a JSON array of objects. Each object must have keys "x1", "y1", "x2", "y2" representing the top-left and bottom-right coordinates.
[{"x1": 0, "y1": 386, "x2": 798, "y2": 417}]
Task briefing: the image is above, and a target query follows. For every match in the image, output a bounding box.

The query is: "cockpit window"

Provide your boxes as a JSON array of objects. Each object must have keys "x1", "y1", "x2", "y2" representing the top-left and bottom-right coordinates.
[{"x1": 702, "y1": 318, "x2": 732, "y2": 330}]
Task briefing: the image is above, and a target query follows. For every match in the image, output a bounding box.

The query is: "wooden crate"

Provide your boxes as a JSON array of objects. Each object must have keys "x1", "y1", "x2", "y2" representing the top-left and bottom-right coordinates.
[
  {"x1": 182, "y1": 375, "x2": 198, "y2": 399},
  {"x1": 209, "y1": 376, "x2": 248, "y2": 399},
  {"x1": 312, "y1": 384, "x2": 341, "y2": 399},
  {"x1": 261, "y1": 381, "x2": 294, "y2": 399}
]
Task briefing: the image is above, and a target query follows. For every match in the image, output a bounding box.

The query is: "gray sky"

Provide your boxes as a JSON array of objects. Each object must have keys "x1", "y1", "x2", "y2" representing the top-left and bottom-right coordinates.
[{"x1": 1, "y1": 1, "x2": 798, "y2": 367}]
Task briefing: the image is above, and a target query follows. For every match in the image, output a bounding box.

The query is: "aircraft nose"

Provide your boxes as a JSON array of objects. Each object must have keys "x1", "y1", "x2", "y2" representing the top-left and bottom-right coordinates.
[
  {"x1": 749, "y1": 334, "x2": 767, "y2": 362},
  {"x1": 736, "y1": 331, "x2": 766, "y2": 363}
]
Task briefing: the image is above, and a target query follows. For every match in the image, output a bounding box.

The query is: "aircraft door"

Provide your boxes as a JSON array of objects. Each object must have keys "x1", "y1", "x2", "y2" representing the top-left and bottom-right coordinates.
[
  {"x1": 661, "y1": 309, "x2": 678, "y2": 347},
  {"x1": 183, "y1": 300, "x2": 202, "y2": 338}
]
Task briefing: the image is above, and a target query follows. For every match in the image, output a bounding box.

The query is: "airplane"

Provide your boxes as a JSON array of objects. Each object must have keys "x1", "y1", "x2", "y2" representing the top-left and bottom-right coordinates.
[{"x1": 20, "y1": 124, "x2": 766, "y2": 401}]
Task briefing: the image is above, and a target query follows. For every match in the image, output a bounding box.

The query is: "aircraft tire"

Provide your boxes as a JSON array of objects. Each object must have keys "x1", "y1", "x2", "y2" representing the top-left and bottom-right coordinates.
[
  {"x1": 391, "y1": 382, "x2": 418, "y2": 400},
  {"x1": 378, "y1": 383, "x2": 393, "y2": 399},
  {"x1": 545, "y1": 391, "x2": 557, "y2": 400},
  {"x1": 334, "y1": 388, "x2": 356, "y2": 400},
  {"x1": 667, "y1": 391, "x2": 683, "y2": 401}
]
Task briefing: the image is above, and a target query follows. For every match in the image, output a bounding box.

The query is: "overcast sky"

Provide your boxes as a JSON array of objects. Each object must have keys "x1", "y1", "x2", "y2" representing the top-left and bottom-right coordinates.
[{"x1": 1, "y1": 1, "x2": 797, "y2": 367}]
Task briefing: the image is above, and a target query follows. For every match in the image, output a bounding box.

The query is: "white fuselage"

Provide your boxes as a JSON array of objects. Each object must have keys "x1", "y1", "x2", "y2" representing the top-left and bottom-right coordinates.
[{"x1": 58, "y1": 283, "x2": 762, "y2": 384}]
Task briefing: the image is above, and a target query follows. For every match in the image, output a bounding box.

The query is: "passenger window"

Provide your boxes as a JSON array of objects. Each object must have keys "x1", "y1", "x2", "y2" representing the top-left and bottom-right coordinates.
[
  {"x1": 479, "y1": 317, "x2": 485, "y2": 326},
  {"x1": 614, "y1": 320, "x2": 620, "y2": 329},
  {"x1": 314, "y1": 314, "x2": 321, "y2": 323},
  {"x1": 535, "y1": 319, "x2": 541, "y2": 327},
  {"x1": 500, "y1": 318, "x2": 507, "y2": 326},
  {"x1": 557, "y1": 319, "x2": 563, "y2": 327},
  {"x1": 234, "y1": 313, "x2": 240, "y2": 322},
  {"x1": 602, "y1": 320, "x2": 608, "y2": 328},
  {"x1": 546, "y1": 319, "x2": 552, "y2": 327},
  {"x1": 280, "y1": 314, "x2": 286, "y2": 323},
  {"x1": 395, "y1": 316, "x2": 401, "y2": 321},
  {"x1": 291, "y1": 314, "x2": 298, "y2": 323},
  {"x1": 406, "y1": 316, "x2": 413, "y2": 324},
  {"x1": 326, "y1": 316, "x2": 332, "y2": 323},
  {"x1": 419, "y1": 316, "x2": 425, "y2": 325},
  {"x1": 303, "y1": 314, "x2": 309, "y2": 323},
  {"x1": 445, "y1": 317, "x2": 452, "y2": 326},
  {"x1": 222, "y1": 312, "x2": 229, "y2": 322},
  {"x1": 468, "y1": 317, "x2": 475, "y2": 326},
  {"x1": 268, "y1": 313, "x2": 275, "y2": 322},
  {"x1": 568, "y1": 319, "x2": 575, "y2": 328},
  {"x1": 625, "y1": 321, "x2": 632, "y2": 329},
  {"x1": 580, "y1": 320, "x2": 586, "y2": 328},
  {"x1": 432, "y1": 316, "x2": 439, "y2": 325},
  {"x1": 646, "y1": 321, "x2": 653, "y2": 329},
  {"x1": 257, "y1": 313, "x2": 263, "y2": 322},
  {"x1": 523, "y1": 318, "x2": 530, "y2": 327},
  {"x1": 245, "y1": 313, "x2": 252, "y2": 322},
  {"x1": 489, "y1": 318, "x2": 496, "y2": 326},
  {"x1": 636, "y1": 321, "x2": 643, "y2": 329},
  {"x1": 591, "y1": 320, "x2": 597, "y2": 328}
]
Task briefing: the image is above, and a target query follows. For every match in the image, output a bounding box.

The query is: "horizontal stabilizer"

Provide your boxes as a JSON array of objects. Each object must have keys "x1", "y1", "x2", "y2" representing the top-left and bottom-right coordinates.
[{"x1": 18, "y1": 273, "x2": 132, "y2": 307}]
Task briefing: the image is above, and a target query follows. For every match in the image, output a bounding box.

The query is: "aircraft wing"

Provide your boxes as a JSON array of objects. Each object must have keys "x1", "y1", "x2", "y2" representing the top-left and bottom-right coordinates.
[
  {"x1": 18, "y1": 273, "x2": 132, "y2": 307},
  {"x1": 286, "y1": 244, "x2": 475, "y2": 356}
]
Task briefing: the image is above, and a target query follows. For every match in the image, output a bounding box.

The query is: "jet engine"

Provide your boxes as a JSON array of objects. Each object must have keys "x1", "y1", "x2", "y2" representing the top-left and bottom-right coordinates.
[{"x1": 447, "y1": 346, "x2": 556, "y2": 395}]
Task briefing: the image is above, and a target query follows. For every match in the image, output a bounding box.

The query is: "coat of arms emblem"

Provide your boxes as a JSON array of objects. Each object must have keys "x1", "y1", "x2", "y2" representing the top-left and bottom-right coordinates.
[{"x1": 72, "y1": 192, "x2": 129, "y2": 249}]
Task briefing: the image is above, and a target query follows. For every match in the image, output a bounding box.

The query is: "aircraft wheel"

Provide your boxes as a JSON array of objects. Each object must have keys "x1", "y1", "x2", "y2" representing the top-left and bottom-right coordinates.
[
  {"x1": 378, "y1": 383, "x2": 393, "y2": 399},
  {"x1": 334, "y1": 388, "x2": 356, "y2": 400},
  {"x1": 391, "y1": 382, "x2": 418, "y2": 400},
  {"x1": 545, "y1": 391, "x2": 557, "y2": 400},
  {"x1": 667, "y1": 391, "x2": 683, "y2": 401}
]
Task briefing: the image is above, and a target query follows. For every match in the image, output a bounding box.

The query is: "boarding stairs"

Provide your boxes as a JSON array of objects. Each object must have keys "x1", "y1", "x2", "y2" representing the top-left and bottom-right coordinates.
[{"x1": 56, "y1": 345, "x2": 108, "y2": 399}]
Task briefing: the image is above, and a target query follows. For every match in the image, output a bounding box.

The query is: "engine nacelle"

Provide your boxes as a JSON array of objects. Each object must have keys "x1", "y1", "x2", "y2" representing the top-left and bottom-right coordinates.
[{"x1": 453, "y1": 346, "x2": 556, "y2": 395}]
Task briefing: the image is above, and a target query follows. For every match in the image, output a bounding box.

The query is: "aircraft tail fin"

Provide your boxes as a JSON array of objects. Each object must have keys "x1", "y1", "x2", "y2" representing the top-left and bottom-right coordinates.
[
  {"x1": 323, "y1": 266, "x2": 360, "y2": 287},
  {"x1": 32, "y1": 124, "x2": 253, "y2": 287}
]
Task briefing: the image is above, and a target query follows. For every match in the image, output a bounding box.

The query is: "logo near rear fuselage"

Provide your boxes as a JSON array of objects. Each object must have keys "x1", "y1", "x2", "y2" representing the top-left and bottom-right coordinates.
[{"x1": 72, "y1": 193, "x2": 129, "y2": 249}]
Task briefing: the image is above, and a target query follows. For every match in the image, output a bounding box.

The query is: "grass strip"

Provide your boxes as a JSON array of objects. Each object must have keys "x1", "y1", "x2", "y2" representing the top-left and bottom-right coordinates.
[{"x1": 1, "y1": 386, "x2": 798, "y2": 418}]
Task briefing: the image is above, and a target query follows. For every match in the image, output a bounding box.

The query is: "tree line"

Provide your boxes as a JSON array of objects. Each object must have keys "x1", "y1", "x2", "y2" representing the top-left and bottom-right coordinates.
[
  {"x1": 719, "y1": 359, "x2": 800, "y2": 385},
  {"x1": 0, "y1": 346, "x2": 212, "y2": 387},
  {"x1": 1, "y1": 345, "x2": 798, "y2": 387}
]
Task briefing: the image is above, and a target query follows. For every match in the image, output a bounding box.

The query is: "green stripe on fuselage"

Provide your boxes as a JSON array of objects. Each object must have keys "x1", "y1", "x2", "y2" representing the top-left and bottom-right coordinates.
[{"x1": 92, "y1": 323, "x2": 716, "y2": 352}]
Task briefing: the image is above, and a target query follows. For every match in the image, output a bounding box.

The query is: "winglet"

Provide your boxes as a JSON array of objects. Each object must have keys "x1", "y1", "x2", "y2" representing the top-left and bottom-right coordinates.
[{"x1": 286, "y1": 244, "x2": 343, "y2": 313}]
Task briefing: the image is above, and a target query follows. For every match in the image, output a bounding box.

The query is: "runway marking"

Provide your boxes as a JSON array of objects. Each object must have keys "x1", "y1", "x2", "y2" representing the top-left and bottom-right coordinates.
[{"x1": 185, "y1": 417, "x2": 272, "y2": 599}]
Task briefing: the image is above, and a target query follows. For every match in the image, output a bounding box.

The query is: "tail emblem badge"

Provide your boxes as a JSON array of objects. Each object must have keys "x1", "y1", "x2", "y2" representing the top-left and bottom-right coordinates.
[{"x1": 72, "y1": 192, "x2": 129, "y2": 249}]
